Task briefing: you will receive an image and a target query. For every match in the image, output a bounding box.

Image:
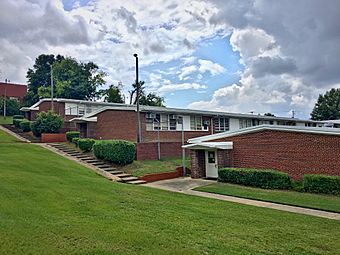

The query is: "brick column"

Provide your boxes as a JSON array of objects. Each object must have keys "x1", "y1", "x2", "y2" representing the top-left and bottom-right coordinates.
[{"x1": 190, "y1": 150, "x2": 206, "y2": 178}]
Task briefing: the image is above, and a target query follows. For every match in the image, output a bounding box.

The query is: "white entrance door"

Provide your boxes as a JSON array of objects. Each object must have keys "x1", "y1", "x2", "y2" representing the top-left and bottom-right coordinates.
[{"x1": 205, "y1": 150, "x2": 218, "y2": 178}]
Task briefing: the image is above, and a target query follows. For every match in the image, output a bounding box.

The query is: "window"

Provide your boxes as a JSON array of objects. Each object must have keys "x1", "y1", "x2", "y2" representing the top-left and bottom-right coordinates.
[
  {"x1": 239, "y1": 119, "x2": 252, "y2": 129},
  {"x1": 214, "y1": 117, "x2": 229, "y2": 132},
  {"x1": 78, "y1": 105, "x2": 85, "y2": 116},
  {"x1": 153, "y1": 114, "x2": 161, "y2": 130},
  {"x1": 161, "y1": 114, "x2": 168, "y2": 130},
  {"x1": 169, "y1": 118, "x2": 177, "y2": 130},
  {"x1": 190, "y1": 116, "x2": 202, "y2": 130}
]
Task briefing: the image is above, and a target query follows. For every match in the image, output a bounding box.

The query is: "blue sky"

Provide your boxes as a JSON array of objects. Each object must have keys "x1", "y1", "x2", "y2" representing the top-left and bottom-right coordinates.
[{"x1": 2, "y1": 0, "x2": 340, "y2": 119}]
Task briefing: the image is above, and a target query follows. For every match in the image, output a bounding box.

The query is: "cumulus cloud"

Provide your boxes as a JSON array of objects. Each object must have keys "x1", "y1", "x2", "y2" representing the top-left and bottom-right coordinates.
[
  {"x1": 157, "y1": 82, "x2": 206, "y2": 95},
  {"x1": 198, "y1": 59, "x2": 225, "y2": 76}
]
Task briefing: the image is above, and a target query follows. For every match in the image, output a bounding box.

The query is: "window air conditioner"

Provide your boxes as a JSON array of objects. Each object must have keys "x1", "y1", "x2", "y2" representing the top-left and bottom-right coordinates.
[{"x1": 146, "y1": 112, "x2": 156, "y2": 119}]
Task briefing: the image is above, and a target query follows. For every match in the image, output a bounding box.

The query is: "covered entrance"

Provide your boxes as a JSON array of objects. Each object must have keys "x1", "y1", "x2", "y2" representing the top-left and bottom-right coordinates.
[{"x1": 183, "y1": 142, "x2": 233, "y2": 179}]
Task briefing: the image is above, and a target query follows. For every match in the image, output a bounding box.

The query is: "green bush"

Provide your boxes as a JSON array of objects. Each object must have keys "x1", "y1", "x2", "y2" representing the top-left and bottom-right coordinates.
[
  {"x1": 66, "y1": 131, "x2": 80, "y2": 142},
  {"x1": 13, "y1": 115, "x2": 24, "y2": 120},
  {"x1": 0, "y1": 97, "x2": 21, "y2": 116},
  {"x1": 19, "y1": 119, "x2": 31, "y2": 132},
  {"x1": 30, "y1": 111, "x2": 63, "y2": 137},
  {"x1": 72, "y1": 137, "x2": 80, "y2": 147},
  {"x1": 218, "y1": 168, "x2": 292, "y2": 189},
  {"x1": 303, "y1": 174, "x2": 340, "y2": 195},
  {"x1": 93, "y1": 140, "x2": 135, "y2": 165},
  {"x1": 78, "y1": 138, "x2": 96, "y2": 152},
  {"x1": 13, "y1": 119, "x2": 24, "y2": 128}
]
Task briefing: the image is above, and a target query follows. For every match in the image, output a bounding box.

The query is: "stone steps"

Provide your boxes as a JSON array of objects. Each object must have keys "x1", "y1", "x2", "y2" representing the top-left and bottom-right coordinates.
[{"x1": 47, "y1": 142, "x2": 145, "y2": 185}]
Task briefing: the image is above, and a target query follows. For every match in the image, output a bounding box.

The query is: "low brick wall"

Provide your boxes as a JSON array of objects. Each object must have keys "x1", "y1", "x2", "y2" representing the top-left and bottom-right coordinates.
[
  {"x1": 136, "y1": 142, "x2": 187, "y2": 160},
  {"x1": 41, "y1": 133, "x2": 67, "y2": 143},
  {"x1": 140, "y1": 166, "x2": 185, "y2": 182}
]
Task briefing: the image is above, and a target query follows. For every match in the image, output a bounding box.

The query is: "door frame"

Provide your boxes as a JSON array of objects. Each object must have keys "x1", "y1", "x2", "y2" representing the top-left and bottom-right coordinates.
[{"x1": 205, "y1": 150, "x2": 218, "y2": 178}]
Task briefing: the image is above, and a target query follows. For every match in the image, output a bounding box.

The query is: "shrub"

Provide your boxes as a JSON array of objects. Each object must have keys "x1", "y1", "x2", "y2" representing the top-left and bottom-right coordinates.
[
  {"x1": 30, "y1": 111, "x2": 63, "y2": 137},
  {"x1": 72, "y1": 137, "x2": 80, "y2": 147},
  {"x1": 19, "y1": 119, "x2": 31, "y2": 132},
  {"x1": 13, "y1": 115, "x2": 24, "y2": 120},
  {"x1": 78, "y1": 138, "x2": 96, "y2": 152},
  {"x1": 13, "y1": 119, "x2": 24, "y2": 128},
  {"x1": 218, "y1": 168, "x2": 292, "y2": 189},
  {"x1": 303, "y1": 174, "x2": 340, "y2": 195},
  {"x1": 0, "y1": 97, "x2": 20, "y2": 116},
  {"x1": 66, "y1": 131, "x2": 80, "y2": 142},
  {"x1": 93, "y1": 140, "x2": 135, "y2": 165}
]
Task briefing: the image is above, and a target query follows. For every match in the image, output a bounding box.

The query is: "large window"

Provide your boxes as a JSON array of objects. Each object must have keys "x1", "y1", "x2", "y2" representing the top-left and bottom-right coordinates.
[
  {"x1": 214, "y1": 117, "x2": 229, "y2": 132},
  {"x1": 146, "y1": 113, "x2": 177, "y2": 131},
  {"x1": 190, "y1": 116, "x2": 202, "y2": 130}
]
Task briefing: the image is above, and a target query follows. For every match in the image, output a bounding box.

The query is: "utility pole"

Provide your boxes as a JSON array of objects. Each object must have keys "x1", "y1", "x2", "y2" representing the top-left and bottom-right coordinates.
[
  {"x1": 134, "y1": 53, "x2": 142, "y2": 143},
  {"x1": 292, "y1": 109, "x2": 295, "y2": 119},
  {"x1": 3, "y1": 79, "x2": 7, "y2": 119},
  {"x1": 50, "y1": 63, "x2": 54, "y2": 112}
]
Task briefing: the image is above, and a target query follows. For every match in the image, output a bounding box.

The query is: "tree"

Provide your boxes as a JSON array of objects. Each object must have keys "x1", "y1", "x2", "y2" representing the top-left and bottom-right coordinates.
[
  {"x1": 0, "y1": 97, "x2": 20, "y2": 116},
  {"x1": 128, "y1": 81, "x2": 165, "y2": 107},
  {"x1": 25, "y1": 54, "x2": 105, "y2": 105},
  {"x1": 25, "y1": 54, "x2": 64, "y2": 105},
  {"x1": 101, "y1": 85, "x2": 124, "y2": 103},
  {"x1": 311, "y1": 88, "x2": 340, "y2": 120},
  {"x1": 140, "y1": 93, "x2": 165, "y2": 107},
  {"x1": 264, "y1": 113, "x2": 275, "y2": 117}
]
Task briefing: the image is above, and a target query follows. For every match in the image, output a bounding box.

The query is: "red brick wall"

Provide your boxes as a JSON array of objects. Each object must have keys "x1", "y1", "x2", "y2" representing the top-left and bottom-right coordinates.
[
  {"x1": 0, "y1": 82, "x2": 27, "y2": 100},
  {"x1": 190, "y1": 150, "x2": 206, "y2": 178},
  {"x1": 136, "y1": 142, "x2": 188, "y2": 160},
  {"x1": 140, "y1": 167, "x2": 184, "y2": 182},
  {"x1": 95, "y1": 110, "x2": 137, "y2": 141},
  {"x1": 41, "y1": 133, "x2": 67, "y2": 143},
  {"x1": 210, "y1": 130, "x2": 340, "y2": 179}
]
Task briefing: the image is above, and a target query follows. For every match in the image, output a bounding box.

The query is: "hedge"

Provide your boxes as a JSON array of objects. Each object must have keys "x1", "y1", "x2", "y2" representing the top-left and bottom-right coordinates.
[
  {"x1": 72, "y1": 137, "x2": 80, "y2": 147},
  {"x1": 30, "y1": 111, "x2": 63, "y2": 137},
  {"x1": 13, "y1": 115, "x2": 24, "y2": 120},
  {"x1": 303, "y1": 174, "x2": 340, "y2": 195},
  {"x1": 13, "y1": 119, "x2": 24, "y2": 128},
  {"x1": 19, "y1": 119, "x2": 31, "y2": 132},
  {"x1": 78, "y1": 138, "x2": 96, "y2": 152},
  {"x1": 93, "y1": 140, "x2": 135, "y2": 165},
  {"x1": 218, "y1": 168, "x2": 292, "y2": 189},
  {"x1": 66, "y1": 131, "x2": 80, "y2": 142}
]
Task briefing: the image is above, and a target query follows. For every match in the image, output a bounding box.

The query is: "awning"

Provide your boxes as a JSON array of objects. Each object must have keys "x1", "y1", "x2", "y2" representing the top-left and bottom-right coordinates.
[
  {"x1": 182, "y1": 141, "x2": 233, "y2": 150},
  {"x1": 69, "y1": 116, "x2": 97, "y2": 123}
]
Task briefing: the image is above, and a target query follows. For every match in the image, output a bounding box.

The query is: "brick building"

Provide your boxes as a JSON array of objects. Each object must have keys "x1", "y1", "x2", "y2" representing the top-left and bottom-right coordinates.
[
  {"x1": 22, "y1": 98, "x2": 331, "y2": 160},
  {"x1": 0, "y1": 82, "x2": 27, "y2": 101},
  {"x1": 185, "y1": 125, "x2": 340, "y2": 179}
]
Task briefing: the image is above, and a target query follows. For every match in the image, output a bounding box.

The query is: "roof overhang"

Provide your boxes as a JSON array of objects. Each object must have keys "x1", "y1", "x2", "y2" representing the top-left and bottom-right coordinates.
[
  {"x1": 69, "y1": 116, "x2": 97, "y2": 123},
  {"x1": 182, "y1": 142, "x2": 233, "y2": 150},
  {"x1": 20, "y1": 106, "x2": 38, "y2": 112}
]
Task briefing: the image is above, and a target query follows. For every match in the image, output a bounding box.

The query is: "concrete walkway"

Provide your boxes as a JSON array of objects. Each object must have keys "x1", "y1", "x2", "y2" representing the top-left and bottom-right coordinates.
[{"x1": 145, "y1": 177, "x2": 340, "y2": 220}]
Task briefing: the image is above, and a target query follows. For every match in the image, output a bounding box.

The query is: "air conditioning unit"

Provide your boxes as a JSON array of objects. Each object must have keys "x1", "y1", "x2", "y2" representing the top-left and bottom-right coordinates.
[
  {"x1": 203, "y1": 120, "x2": 210, "y2": 126},
  {"x1": 169, "y1": 114, "x2": 177, "y2": 119},
  {"x1": 146, "y1": 112, "x2": 156, "y2": 119}
]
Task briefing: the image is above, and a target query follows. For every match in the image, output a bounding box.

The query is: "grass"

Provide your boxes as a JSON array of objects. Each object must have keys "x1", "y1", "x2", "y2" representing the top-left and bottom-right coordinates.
[
  {"x1": 0, "y1": 116, "x2": 13, "y2": 125},
  {"x1": 0, "y1": 129, "x2": 19, "y2": 143},
  {"x1": 195, "y1": 182, "x2": 340, "y2": 213},
  {"x1": 122, "y1": 157, "x2": 190, "y2": 177},
  {"x1": 0, "y1": 131, "x2": 340, "y2": 254}
]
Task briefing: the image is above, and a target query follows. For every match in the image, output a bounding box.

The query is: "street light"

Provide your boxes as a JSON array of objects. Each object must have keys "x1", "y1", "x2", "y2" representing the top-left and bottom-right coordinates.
[
  {"x1": 177, "y1": 116, "x2": 186, "y2": 176},
  {"x1": 134, "y1": 53, "x2": 142, "y2": 143},
  {"x1": 48, "y1": 63, "x2": 54, "y2": 112}
]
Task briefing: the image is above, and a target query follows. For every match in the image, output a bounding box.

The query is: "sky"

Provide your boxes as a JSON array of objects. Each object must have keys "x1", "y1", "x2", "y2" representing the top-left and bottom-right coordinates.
[{"x1": 1, "y1": 0, "x2": 340, "y2": 119}]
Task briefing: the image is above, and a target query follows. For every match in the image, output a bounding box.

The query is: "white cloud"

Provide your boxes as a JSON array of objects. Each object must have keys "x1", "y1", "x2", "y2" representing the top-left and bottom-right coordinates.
[
  {"x1": 157, "y1": 82, "x2": 206, "y2": 95},
  {"x1": 178, "y1": 65, "x2": 197, "y2": 80},
  {"x1": 198, "y1": 59, "x2": 225, "y2": 75}
]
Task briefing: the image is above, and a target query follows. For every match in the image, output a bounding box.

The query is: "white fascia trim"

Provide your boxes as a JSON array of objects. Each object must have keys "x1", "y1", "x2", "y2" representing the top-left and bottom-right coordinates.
[
  {"x1": 182, "y1": 142, "x2": 233, "y2": 150},
  {"x1": 188, "y1": 124, "x2": 340, "y2": 143}
]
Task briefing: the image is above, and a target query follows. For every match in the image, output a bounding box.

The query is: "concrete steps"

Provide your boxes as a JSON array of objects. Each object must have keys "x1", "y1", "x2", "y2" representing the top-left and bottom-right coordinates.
[{"x1": 47, "y1": 143, "x2": 146, "y2": 185}]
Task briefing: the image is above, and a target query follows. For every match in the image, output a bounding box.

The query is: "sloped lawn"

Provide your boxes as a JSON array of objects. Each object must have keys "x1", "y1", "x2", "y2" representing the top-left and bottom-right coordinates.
[
  {"x1": 0, "y1": 116, "x2": 13, "y2": 125},
  {"x1": 195, "y1": 182, "x2": 340, "y2": 213},
  {"x1": 0, "y1": 131, "x2": 339, "y2": 254}
]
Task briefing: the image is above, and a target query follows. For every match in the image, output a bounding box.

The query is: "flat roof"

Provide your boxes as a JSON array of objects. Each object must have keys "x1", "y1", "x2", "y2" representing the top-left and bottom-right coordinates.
[
  {"x1": 188, "y1": 124, "x2": 340, "y2": 143},
  {"x1": 26, "y1": 97, "x2": 322, "y2": 123}
]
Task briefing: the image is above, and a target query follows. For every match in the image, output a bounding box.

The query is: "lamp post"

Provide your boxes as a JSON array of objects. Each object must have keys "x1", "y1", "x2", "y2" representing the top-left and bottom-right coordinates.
[
  {"x1": 49, "y1": 63, "x2": 54, "y2": 112},
  {"x1": 177, "y1": 116, "x2": 186, "y2": 176},
  {"x1": 3, "y1": 79, "x2": 7, "y2": 120},
  {"x1": 153, "y1": 117, "x2": 161, "y2": 160},
  {"x1": 134, "y1": 53, "x2": 142, "y2": 143}
]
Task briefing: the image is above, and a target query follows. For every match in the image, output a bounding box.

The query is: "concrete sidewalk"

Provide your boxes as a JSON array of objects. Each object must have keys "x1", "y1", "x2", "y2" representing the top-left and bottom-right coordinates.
[{"x1": 144, "y1": 177, "x2": 340, "y2": 220}]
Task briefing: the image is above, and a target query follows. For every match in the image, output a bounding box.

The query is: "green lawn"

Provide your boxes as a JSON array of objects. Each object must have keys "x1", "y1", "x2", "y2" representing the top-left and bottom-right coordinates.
[
  {"x1": 0, "y1": 131, "x2": 340, "y2": 254},
  {"x1": 0, "y1": 129, "x2": 19, "y2": 143},
  {"x1": 195, "y1": 182, "x2": 340, "y2": 213},
  {"x1": 122, "y1": 157, "x2": 190, "y2": 177},
  {"x1": 0, "y1": 116, "x2": 13, "y2": 125}
]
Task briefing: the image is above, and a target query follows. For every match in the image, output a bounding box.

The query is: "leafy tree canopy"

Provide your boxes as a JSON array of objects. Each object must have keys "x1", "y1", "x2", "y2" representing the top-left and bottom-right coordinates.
[
  {"x1": 129, "y1": 81, "x2": 164, "y2": 107},
  {"x1": 25, "y1": 54, "x2": 105, "y2": 105},
  {"x1": 100, "y1": 84, "x2": 124, "y2": 103},
  {"x1": 311, "y1": 88, "x2": 340, "y2": 120}
]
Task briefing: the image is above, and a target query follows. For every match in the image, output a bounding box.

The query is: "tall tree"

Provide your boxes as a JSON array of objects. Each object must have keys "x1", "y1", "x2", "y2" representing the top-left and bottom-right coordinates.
[
  {"x1": 311, "y1": 88, "x2": 340, "y2": 120},
  {"x1": 25, "y1": 54, "x2": 64, "y2": 105},
  {"x1": 129, "y1": 81, "x2": 164, "y2": 106},
  {"x1": 101, "y1": 84, "x2": 124, "y2": 103}
]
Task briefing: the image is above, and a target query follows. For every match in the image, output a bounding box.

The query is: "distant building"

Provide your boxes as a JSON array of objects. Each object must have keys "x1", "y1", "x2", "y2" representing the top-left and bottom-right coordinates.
[{"x1": 0, "y1": 82, "x2": 27, "y2": 101}]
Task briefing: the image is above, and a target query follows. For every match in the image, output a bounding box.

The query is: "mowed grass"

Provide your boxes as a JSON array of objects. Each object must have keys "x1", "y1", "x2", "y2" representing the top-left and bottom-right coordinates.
[
  {"x1": 0, "y1": 131, "x2": 339, "y2": 254},
  {"x1": 0, "y1": 116, "x2": 13, "y2": 125},
  {"x1": 122, "y1": 157, "x2": 190, "y2": 177},
  {"x1": 0, "y1": 129, "x2": 19, "y2": 143},
  {"x1": 195, "y1": 182, "x2": 340, "y2": 213}
]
